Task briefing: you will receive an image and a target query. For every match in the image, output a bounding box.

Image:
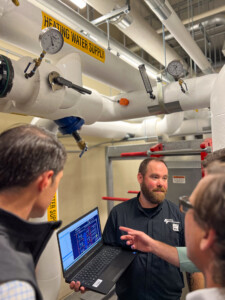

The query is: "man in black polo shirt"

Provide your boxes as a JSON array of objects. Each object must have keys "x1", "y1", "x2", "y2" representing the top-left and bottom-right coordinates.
[{"x1": 103, "y1": 157, "x2": 185, "y2": 300}]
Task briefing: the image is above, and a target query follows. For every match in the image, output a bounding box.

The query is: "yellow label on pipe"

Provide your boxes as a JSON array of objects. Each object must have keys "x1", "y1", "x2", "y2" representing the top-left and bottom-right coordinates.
[
  {"x1": 42, "y1": 11, "x2": 105, "y2": 63},
  {"x1": 47, "y1": 193, "x2": 57, "y2": 221}
]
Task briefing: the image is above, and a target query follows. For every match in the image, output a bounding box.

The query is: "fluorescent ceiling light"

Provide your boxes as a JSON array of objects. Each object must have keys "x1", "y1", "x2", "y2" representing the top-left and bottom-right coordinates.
[
  {"x1": 80, "y1": 30, "x2": 98, "y2": 42},
  {"x1": 120, "y1": 54, "x2": 139, "y2": 68},
  {"x1": 69, "y1": 0, "x2": 86, "y2": 9}
]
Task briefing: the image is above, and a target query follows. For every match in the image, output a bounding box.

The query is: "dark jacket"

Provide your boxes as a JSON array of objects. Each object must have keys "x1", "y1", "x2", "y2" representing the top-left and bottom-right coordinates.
[
  {"x1": 103, "y1": 195, "x2": 185, "y2": 300},
  {"x1": 0, "y1": 208, "x2": 61, "y2": 300}
]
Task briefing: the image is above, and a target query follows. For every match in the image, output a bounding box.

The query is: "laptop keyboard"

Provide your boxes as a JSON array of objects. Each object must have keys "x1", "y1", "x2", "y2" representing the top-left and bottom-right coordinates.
[{"x1": 73, "y1": 247, "x2": 121, "y2": 286}]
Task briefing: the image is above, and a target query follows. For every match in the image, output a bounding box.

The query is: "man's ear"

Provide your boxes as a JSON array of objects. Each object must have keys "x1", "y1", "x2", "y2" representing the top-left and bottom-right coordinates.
[
  {"x1": 137, "y1": 173, "x2": 143, "y2": 184},
  {"x1": 200, "y1": 228, "x2": 216, "y2": 251},
  {"x1": 37, "y1": 170, "x2": 54, "y2": 192}
]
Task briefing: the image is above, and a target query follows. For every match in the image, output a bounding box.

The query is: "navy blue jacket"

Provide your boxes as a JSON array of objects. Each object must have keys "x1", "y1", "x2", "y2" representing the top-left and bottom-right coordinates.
[{"x1": 103, "y1": 195, "x2": 185, "y2": 300}]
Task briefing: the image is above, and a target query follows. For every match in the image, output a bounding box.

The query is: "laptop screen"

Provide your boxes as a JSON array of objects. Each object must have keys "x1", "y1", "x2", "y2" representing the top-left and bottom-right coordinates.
[{"x1": 58, "y1": 208, "x2": 102, "y2": 272}]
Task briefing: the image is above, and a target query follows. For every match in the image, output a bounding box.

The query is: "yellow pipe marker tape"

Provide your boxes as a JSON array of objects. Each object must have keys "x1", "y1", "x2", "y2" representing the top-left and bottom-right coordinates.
[
  {"x1": 47, "y1": 193, "x2": 58, "y2": 221},
  {"x1": 42, "y1": 11, "x2": 105, "y2": 63}
]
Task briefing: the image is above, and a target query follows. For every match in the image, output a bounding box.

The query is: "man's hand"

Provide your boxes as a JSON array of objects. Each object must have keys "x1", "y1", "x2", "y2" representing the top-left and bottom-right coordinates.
[
  {"x1": 69, "y1": 281, "x2": 86, "y2": 293},
  {"x1": 120, "y1": 226, "x2": 180, "y2": 267},
  {"x1": 119, "y1": 226, "x2": 154, "y2": 252}
]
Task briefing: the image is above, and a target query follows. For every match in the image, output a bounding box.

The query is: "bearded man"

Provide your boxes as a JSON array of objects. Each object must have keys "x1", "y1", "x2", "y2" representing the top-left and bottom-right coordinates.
[{"x1": 102, "y1": 158, "x2": 185, "y2": 300}]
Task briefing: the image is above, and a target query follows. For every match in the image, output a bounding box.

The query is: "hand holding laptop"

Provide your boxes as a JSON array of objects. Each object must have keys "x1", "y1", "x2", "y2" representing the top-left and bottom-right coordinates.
[
  {"x1": 57, "y1": 207, "x2": 137, "y2": 295},
  {"x1": 70, "y1": 280, "x2": 86, "y2": 293}
]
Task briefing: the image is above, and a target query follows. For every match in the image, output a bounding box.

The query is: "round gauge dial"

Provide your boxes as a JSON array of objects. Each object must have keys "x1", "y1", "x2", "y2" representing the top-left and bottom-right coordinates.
[
  {"x1": 39, "y1": 27, "x2": 64, "y2": 54},
  {"x1": 167, "y1": 60, "x2": 184, "y2": 78}
]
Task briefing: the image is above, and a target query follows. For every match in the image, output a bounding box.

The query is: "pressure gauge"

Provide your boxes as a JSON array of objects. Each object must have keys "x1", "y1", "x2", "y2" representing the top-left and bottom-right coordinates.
[
  {"x1": 39, "y1": 27, "x2": 64, "y2": 54},
  {"x1": 167, "y1": 60, "x2": 185, "y2": 79}
]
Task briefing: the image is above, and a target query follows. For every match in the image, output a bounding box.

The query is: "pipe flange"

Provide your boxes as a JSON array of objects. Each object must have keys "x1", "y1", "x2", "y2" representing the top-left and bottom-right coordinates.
[
  {"x1": 0, "y1": 55, "x2": 14, "y2": 98},
  {"x1": 48, "y1": 71, "x2": 63, "y2": 91}
]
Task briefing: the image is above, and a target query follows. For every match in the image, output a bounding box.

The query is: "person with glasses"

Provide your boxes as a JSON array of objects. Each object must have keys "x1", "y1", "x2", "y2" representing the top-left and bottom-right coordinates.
[{"x1": 184, "y1": 171, "x2": 225, "y2": 299}]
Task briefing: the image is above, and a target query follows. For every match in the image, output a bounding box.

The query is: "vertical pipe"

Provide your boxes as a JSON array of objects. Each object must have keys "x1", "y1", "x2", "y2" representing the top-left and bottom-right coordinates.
[
  {"x1": 204, "y1": 27, "x2": 207, "y2": 57},
  {"x1": 86, "y1": 3, "x2": 90, "y2": 21},
  {"x1": 162, "y1": 24, "x2": 167, "y2": 69},
  {"x1": 105, "y1": 147, "x2": 115, "y2": 214},
  {"x1": 107, "y1": 19, "x2": 111, "y2": 50},
  {"x1": 214, "y1": 44, "x2": 216, "y2": 68}
]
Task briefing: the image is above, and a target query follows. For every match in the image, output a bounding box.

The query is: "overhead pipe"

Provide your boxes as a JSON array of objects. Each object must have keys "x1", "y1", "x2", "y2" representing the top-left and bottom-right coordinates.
[
  {"x1": 32, "y1": 112, "x2": 183, "y2": 140},
  {"x1": 0, "y1": 53, "x2": 218, "y2": 123},
  {"x1": 20, "y1": 0, "x2": 167, "y2": 82},
  {"x1": 0, "y1": 0, "x2": 155, "y2": 92},
  {"x1": 79, "y1": 112, "x2": 184, "y2": 139},
  {"x1": 172, "y1": 118, "x2": 211, "y2": 136},
  {"x1": 86, "y1": 0, "x2": 186, "y2": 68},
  {"x1": 157, "y1": 6, "x2": 225, "y2": 34},
  {"x1": 144, "y1": 0, "x2": 215, "y2": 74},
  {"x1": 164, "y1": 14, "x2": 225, "y2": 41}
]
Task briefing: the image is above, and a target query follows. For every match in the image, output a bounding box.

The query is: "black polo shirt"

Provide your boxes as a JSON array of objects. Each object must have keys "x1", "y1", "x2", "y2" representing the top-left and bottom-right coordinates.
[{"x1": 103, "y1": 195, "x2": 185, "y2": 300}]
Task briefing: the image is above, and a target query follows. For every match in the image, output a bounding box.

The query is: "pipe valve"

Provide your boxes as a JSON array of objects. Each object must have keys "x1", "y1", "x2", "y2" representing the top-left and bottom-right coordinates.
[
  {"x1": 54, "y1": 116, "x2": 87, "y2": 158},
  {"x1": 72, "y1": 131, "x2": 88, "y2": 158}
]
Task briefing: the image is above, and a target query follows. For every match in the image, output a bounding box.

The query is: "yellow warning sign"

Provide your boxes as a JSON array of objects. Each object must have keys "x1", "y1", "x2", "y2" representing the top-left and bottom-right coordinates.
[
  {"x1": 42, "y1": 12, "x2": 105, "y2": 63},
  {"x1": 47, "y1": 193, "x2": 57, "y2": 221}
]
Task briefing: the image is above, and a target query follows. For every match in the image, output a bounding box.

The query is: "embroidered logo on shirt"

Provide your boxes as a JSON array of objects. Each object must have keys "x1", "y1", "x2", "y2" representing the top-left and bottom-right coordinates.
[
  {"x1": 164, "y1": 219, "x2": 180, "y2": 231},
  {"x1": 173, "y1": 223, "x2": 179, "y2": 231},
  {"x1": 164, "y1": 219, "x2": 180, "y2": 224}
]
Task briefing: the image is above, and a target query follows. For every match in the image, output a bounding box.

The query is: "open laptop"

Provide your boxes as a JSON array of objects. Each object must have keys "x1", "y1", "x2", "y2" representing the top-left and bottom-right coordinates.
[{"x1": 57, "y1": 207, "x2": 137, "y2": 294}]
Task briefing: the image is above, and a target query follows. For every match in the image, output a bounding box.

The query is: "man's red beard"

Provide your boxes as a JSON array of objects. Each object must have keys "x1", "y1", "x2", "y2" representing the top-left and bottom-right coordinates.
[{"x1": 141, "y1": 182, "x2": 167, "y2": 205}]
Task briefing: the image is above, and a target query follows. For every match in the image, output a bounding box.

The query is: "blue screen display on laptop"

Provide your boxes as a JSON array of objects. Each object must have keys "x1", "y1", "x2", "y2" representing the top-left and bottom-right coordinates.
[{"x1": 58, "y1": 208, "x2": 102, "y2": 272}]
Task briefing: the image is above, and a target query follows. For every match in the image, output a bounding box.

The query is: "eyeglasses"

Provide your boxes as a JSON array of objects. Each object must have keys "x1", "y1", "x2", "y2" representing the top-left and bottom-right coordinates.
[{"x1": 179, "y1": 196, "x2": 194, "y2": 213}]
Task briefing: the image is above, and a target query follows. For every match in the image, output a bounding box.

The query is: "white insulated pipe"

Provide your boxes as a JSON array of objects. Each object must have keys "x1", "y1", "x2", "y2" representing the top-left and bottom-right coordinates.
[
  {"x1": 144, "y1": 0, "x2": 214, "y2": 74},
  {"x1": 157, "y1": 5, "x2": 225, "y2": 34},
  {"x1": 86, "y1": 0, "x2": 185, "y2": 68},
  {"x1": 172, "y1": 118, "x2": 211, "y2": 136},
  {"x1": 1, "y1": 54, "x2": 218, "y2": 124},
  {"x1": 1, "y1": 0, "x2": 165, "y2": 83},
  {"x1": 210, "y1": 64, "x2": 225, "y2": 151},
  {"x1": 80, "y1": 112, "x2": 211, "y2": 140},
  {"x1": 33, "y1": 112, "x2": 184, "y2": 140},
  {"x1": 0, "y1": 0, "x2": 147, "y2": 92}
]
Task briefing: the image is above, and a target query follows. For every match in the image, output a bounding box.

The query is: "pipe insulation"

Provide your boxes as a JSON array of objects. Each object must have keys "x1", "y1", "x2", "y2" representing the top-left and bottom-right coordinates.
[
  {"x1": 0, "y1": 0, "x2": 141, "y2": 92},
  {"x1": 144, "y1": 0, "x2": 214, "y2": 74},
  {"x1": 157, "y1": 5, "x2": 225, "y2": 34},
  {"x1": 0, "y1": 54, "x2": 218, "y2": 124},
  {"x1": 211, "y1": 64, "x2": 225, "y2": 151},
  {"x1": 165, "y1": 14, "x2": 225, "y2": 41},
  {"x1": 79, "y1": 112, "x2": 184, "y2": 139},
  {"x1": 0, "y1": 0, "x2": 166, "y2": 87},
  {"x1": 172, "y1": 118, "x2": 211, "y2": 136}
]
